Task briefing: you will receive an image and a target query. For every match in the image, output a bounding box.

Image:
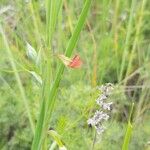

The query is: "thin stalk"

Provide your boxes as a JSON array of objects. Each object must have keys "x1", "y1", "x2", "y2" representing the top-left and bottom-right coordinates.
[
  {"x1": 112, "y1": 0, "x2": 120, "y2": 80},
  {"x1": 125, "y1": 0, "x2": 147, "y2": 77},
  {"x1": 86, "y1": 21, "x2": 97, "y2": 87},
  {"x1": 32, "y1": 0, "x2": 92, "y2": 149},
  {"x1": 0, "y1": 25, "x2": 35, "y2": 134},
  {"x1": 119, "y1": 0, "x2": 137, "y2": 82},
  {"x1": 122, "y1": 103, "x2": 134, "y2": 150},
  {"x1": 46, "y1": 0, "x2": 62, "y2": 47},
  {"x1": 31, "y1": 0, "x2": 62, "y2": 148},
  {"x1": 135, "y1": 81, "x2": 148, "y2": 122},
  {"x1": 91, "y1": 131, "x2": 97, "y2": 150},
  {"x1": 64, "y1": 0, "x2": 73, "y2": 33},
  {"x1": 28, "y1": 1, "x2": 42, "y2": 48}
]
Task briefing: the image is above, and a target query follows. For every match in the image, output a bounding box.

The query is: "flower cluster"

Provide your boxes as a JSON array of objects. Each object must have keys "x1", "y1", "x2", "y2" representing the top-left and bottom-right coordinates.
[{"x1": 87, "y1": 83, "x2": 114, "y2": 134}]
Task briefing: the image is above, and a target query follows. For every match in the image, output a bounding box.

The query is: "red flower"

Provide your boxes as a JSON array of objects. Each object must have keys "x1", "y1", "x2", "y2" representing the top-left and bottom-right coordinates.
[
  {"x1": 57, "y1": 54, "x2": 82, "y2": 69},
  {"x1": 68, "y1": 55, "x2": 82, "y2": 68}
]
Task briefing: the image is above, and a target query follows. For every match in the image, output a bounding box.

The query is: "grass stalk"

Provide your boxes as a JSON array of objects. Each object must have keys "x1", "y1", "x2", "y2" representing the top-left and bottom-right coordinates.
[
  {"x1": 0, "y1": 25, "x2": 35, "y2": 134},
  {"x1": 64, "y1": 0, "x2": 74, "y2": 33},
  {"x1": 28, "y1": 1, "x2": 42, "y2": 48},
  {"x1": 31, "y1": 0, "x2": 62, "y2": 148},
  {"x1": 122, "y1": 103, "x2": 134, "y2": 150},
  {"x1": 125, "y1": 0, "x2": 147, "y2": 77},
  {"x1": 46, "y1": 0, "x2": 62, "y2": 47},
  {"x1": 112, "y1": 0, "x2": 120, "y2": 80},
  {"x1": 119, "y1": 0, "x2": 137, "y2": 82},
  {"x1": 86, "y1": 21, "x2": 97, "y2": 86},
  {"x1": 32, "y1": 0, "x2": 92, "y2": 149}
]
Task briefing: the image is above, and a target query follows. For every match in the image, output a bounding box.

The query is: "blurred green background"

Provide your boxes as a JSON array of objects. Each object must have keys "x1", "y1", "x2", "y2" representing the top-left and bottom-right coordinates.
[{"x1": 0, "y1": 0, "x2": 150, "y2": 149}]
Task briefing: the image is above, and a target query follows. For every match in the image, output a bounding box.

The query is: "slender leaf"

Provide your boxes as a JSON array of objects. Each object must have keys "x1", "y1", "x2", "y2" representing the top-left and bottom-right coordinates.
[
  {"x1": 122, "y1": 103, "x2": 134, "y2": 150},
  {"x1": 32, "y1": 0, "x2": 92, "y2": 149},
  {"x1": 0, "y1": 25, "x2": 35, "y2": 134}
]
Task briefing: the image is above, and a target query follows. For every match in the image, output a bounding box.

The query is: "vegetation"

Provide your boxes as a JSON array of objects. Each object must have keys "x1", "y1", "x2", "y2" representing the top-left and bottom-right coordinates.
[{"x1": 0, "y1": 0, "x2": 150, "y2": 149}]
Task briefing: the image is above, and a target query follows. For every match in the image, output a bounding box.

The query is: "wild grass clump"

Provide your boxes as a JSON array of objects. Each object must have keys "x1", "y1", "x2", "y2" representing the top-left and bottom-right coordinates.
[{"x1": 0, "y1": 0, "x2": 150, "y2": 149}]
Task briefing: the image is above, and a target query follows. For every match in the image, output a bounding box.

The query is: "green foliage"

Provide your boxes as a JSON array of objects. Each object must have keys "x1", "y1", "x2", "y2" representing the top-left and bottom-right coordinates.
[
  {"x1": 32, "y1": 0, "x2": 92, "y2": 149},
  {"x1": 122, "y1": 103, "x2": 134, "y2": 150},
  {"x1": 0, "y1": 0, "x2": 150, "y2": 149}
]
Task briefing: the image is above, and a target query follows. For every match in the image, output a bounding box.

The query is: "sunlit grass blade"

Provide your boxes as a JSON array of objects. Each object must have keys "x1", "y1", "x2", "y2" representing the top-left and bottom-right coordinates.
[
  {"x1": 45, "y1": 0, "x2": 92, "y2": 125},
  {"x1": 119, "y1": 0, "x2": 137, "y2": 82},
  {"x1": 122, "y1": 103, "x2": 134, "y2": 150},
  {"x1": 32, "y1": 0, "x2": 92, "y2": 149},
  {"x1": 46, "y1": 0, "x2": 62, "y2": 46},
  {"x1": 48, "y1": 129, "x2": 66, "y2": 149},
  {"x1": 65, "y1": 0, "x2": 92, "y2": 57},
  {"x1": 125, "y1": 0, "x2": 147, "y2": 77},
  {"x1": 0, "y1": 24, "x2": 35, "y2": 134},
  {"x1": 28, "y1": 1, "x2": 42, "y2": 47},
  {"x1": 31, "y1": 0, "x2": 62, "y2": 148}
]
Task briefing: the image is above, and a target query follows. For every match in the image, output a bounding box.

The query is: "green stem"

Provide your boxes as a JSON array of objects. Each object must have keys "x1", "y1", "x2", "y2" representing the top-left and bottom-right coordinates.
[
  {"x1": 125, "y1": 0, "x2": 147, "y2": 78},
  {"x1": 122, "y1": 103, "x2": 134, "y2": 150},
  {"x1": 31, "y1": 0, "x2": 92, "y2": 149},
  {"x1": 119, "y1": 0, "x2": 137, "y2": 82},
  {"x1": 0, "y1": 25, "x2": 35, "y2": 134}
]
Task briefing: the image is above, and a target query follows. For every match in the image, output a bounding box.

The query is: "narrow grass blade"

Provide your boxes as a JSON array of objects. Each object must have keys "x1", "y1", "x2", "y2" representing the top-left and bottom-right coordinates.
[
  {"x1": 32, "y1": 0, "x2": 92, "y2": 149},
  {"x1": 31, "y1": 0, "x2": 62, "y2": 148},
  {"x1": 46, "y1": 0, "x2": 62, "y2": 46},
  {"x1": 119, "y1": 0, "x2": 137, "y2": 82},
  {"x1": 122, "y1": 103, "x2": 134, "y2": 150},
  {"x1": 28, "y1": 1, "x2": 42, "y2": 47},
  {"x1": 65, "y1": 0, "x2": 92, "y2": 57},
  {"x1": 125, "y1": 0, "x2": 147, "y2": 78},
  {"x1": 0, "y1": 25, "x2": 35, "y2": 134},
  {"x1": 48, "y1": 130, "x2": 65, "y2": 148}
]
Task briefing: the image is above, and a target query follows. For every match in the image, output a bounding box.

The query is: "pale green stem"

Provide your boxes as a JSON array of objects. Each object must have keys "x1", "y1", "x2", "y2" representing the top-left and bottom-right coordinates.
[
  {"x1": 122, "y1": 103, "x2": 134, "y2": 150},
  {"x1": 119, "y1": 0, "x2": 137, "y2": 82},
  {"x1": 125, "y1": 0, "x2": 147, "y2": 78},
  {"x1": 0, "y1": 25, "x2": 35, "y2": 134}
]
